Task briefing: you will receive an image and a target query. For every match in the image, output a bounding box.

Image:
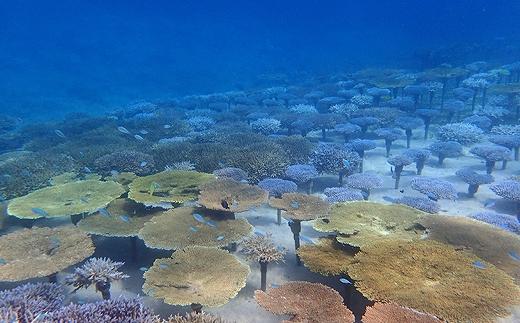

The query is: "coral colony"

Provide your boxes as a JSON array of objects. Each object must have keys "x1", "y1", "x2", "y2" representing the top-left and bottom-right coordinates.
[{"x1": 2, "y1": 31, "x2": 520, "y2": 323}]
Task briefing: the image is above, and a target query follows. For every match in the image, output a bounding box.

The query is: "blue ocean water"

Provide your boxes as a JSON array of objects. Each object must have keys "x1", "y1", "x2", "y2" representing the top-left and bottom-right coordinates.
[{"x1": 1, "y1": 0, "x2": 519, "y2": 120}]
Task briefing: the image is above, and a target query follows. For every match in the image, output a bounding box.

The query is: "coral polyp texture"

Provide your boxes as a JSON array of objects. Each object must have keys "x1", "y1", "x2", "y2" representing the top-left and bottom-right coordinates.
[
  {"x1": 138, "y1": 207, "x2": 252, "y2": 250},
  {"x1": 296, "y1": 237, "x2": 356, "y2": 276},
  {"x1": 240, "y1": 233, "x2": 286, "y2": 264},
  {"x1": 313, "y1": 202, "x2": 426, "y2": 247},
  {"x1": 349, "y1": 239, "x2": 520, "y2": 323},
  {"x1": 268, "y1": 193, "x2": 330, "y2": 221},
  {"x1": 254, "y1": 281, "x2": 354, "y2": 323},
  {"x1": 362, "y1": 303, "x2": 441, "y2": 323},
  {"x1": 410, "y1": 176, "x2": 457, "y2": 200},
  {"x1": 436, "y1": 122, "x2": 483, "y2": 145},
  {"x1": 0, "y1": 226, "x2": 95, "y2": 281},
  {"x1": 142, "y1": 246, "x2": 250, "y2": 307},
  {"x1": 128, "y1": 170, "x2": 215, "y2": 207},
  {"x1": 7, "y1": 180, "x2": 125, "y2": 219},
  {"x1": 198, "y1": 179, "x2": 268, "y2": 212}
]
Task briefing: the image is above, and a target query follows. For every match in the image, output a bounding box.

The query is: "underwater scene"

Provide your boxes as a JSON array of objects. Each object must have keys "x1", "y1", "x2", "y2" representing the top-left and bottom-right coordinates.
[{"x1": 2, "y1": 1, "x2": 520, "y2": 322}]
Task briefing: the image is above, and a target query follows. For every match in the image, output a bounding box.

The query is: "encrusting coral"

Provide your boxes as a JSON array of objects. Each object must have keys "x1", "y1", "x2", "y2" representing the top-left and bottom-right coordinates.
[
  {"x1": 7, "y1": 179, "x2": 125, "y2": 219},
  {"x1": 0, "y1": 226, "x2": 95, "y2": 281},
  {"x1": 65, "y1": 257, "x2": 129, "y2": 300},
  {"x1": 254, "y1": 281, "x2": 354, "y2": 323},
  {"x1": 142, "y1": 246, "x2": 250, "y2": 307},
  {"x1": 138, "y1": 207, "x2": 252, "y2": 250},
  {"x1": 128, "y1": 170, "x2": 215, "y2": 207},
  {"x1": 313, "y1": 201, "x2": 426, "y2": 247},
  {"x1": 198, "y1": 179, "x2": 268, "y2": 213},
  {"x1": 349, "y1": 239, "x2": 520, "y2": 323},
  {"x1": 296, "y1": 236, "x2": 356, "y2": 276}
]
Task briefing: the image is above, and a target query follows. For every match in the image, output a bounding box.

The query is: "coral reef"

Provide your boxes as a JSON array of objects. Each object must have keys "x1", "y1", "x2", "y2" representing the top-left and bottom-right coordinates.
[
  {"x1": 471, "y1": 211, "x2": 520, "y2": 234},
  {"x1": 470, "y1": 145, "x2": 511, "y2": 173},
  {"x1": 323, "y1": 187, "x2": 364, "y2": 203},
  {"x1": 212, "y1": 167, "x2": 248, "y2": 182},
  {"x1": 388, "y1": 195, "x2": 440, "y2": 213},
  {"x1": 363, "y1": 303, "x2": 441, "y2": 323},
  {"x1": 387, "y1": 155, "x2": 412, "y2": 189},
  {"x1": 374, "y1": 127, "x2": 404, "y2": 156},
  {"x1": 258, "y1": 178, "x2": 298, "y2": 198},
  {"x1": 403, "y1": 148, "x2": 431, "y2": 174},
  {"x1": 309, "y1": 143, "x2": 361, "y2": 184},
  {"x1": 345, "y1": 173, "x2": 383, "y2": 199},
  {"x1": 94, "y1": 151, "x2": 155, "y2": 176},
  {"x1": 395, "y1": 116, "x2": 424, "y2": 148},
  {"x1": 490, "y1": 179, "x2": 520, "y2": 212},
  {"x1": 296, "y1": 237, "x2": 356, "y2": 276},
  {"x1": 428, "y1": 140, "x2": 463, "y2": 166},
  {"x1": 198, "y1": 179, "x2": 268, "y2": 213},
  {"x1": 250, "y1": 118, "x2": 281, "y2": 135},
  {"x1": 455, "y1": 168, "x2": 494, "y2": 197},
  {"x1": 436, "y1": 122, "x2": 483, "y2": 145},
  {"x1": 411, "y1": 176, "x2": 457, "y2": 200}
]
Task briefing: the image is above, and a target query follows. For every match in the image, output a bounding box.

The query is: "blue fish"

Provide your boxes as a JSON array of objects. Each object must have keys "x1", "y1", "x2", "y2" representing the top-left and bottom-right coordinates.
[
  {"x1": 159, "y1": 263, "x2": 169, "y2": 269},
  {"x1": 139, "y1": 267, "x2": 148, "y2": 272},
  {"x1": 117, "y1": 126, "x2": 131, "y2": 134},
  {"x1": 119, "y1": 215, "x2": 131, "y2": 223},
  {"x1": 134, "y1": 134, "x2": 144, "y2": 141},
  {"x1": 339, "y1": 278, "x2": 352, "y2": 285},
  {"x1": 193, "y1": 213, "x2": 205, "y2": 223},
  {"x1": 484, "y1": 200, "x2": 496, "y2": 208},
  {"x1": 80, "y1": 196, "x2": 89, "y2": 203},
  {"x1": 0, "y1": 258, "x2": 7, "y2": 265},
  {"x1": 290, "y1": 201, "x2": 300, "y2": 209},
  {"x1": 31, "y1": 208, "x2": 49, "y2": 217},
  {"x1": 110, "y1": 170, "x2": 119, "y2": 177},
  {"x1": 190, "y1": 226, "x2": 198, "y2": 232},
  {"x1": 98, "y1": 208, "x2": 111, "y2": 217},
  {"x1": 216, "y1": 235, "x2": 225, "y2": 241},
  {"x1": 473, "y1": 260, "x2": 486, "y2": 269},
  {"x1": 140, "y1": 161, "x2": 148, "y2": 167},
  {"x1": 509, "y1": 251, "x2": 520, "y2": 262},
  {"x1": 270, "y1": 283, "x2": 280, "y2": 288},
  {"x1": 139, "y1": 130, "x2": 149, "y2": 135},
  {"x1": 342, "y1": 159, "x2": 350, "y2": 168},
  {"x1": 83, "y1": 167, "x2": 92, "y2": 173},
  {"x1": 205, "y1": 220, "x2": 217, "y2": 228},
  {"x1": 54, "y1": 129, "x2": 66, "y2": 138},
  {"x1": 300, "y1": 235, "x2": 314, "y2": 244}
]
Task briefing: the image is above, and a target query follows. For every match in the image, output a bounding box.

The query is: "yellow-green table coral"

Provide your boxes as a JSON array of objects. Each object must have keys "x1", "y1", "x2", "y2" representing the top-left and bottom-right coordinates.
[
  {"x1": 128, "y1": 170, "x2": 214, "y2": 207},
  {"x1": 198, "y1": 179, "x2": 268, "y2": 213},
  {"x1": 296, "y1": 237, "x2": 356, "y2": 276},
  {"x1": 142, "y1": 246, "x2": 250, "y2": 307},
  {"x1": 313, "y1": 201, "x2": 426, "y2": 247},
  {"x1": 138, "y1": 207, "x2": 252, "y2": 250},
  {"x1": 7, "y1": 180, "x2": 125, "y2": 219}
]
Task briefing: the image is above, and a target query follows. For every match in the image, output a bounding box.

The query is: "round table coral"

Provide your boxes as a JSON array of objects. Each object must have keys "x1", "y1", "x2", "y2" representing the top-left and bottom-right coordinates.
[
  {"x1": 313, "y1": 201, "x2": 426, "y2": 247},
  {"x1": 268, "y1": 193, "x2": 330, "y2": 221},
  {"x1": 254, "y1": 281, "x2": 354, "y2": 323},
  {"x1": 7, "y1": 180, "x2": 125, "y2": 219},
  {"x1": 138, "y1": 207, "x2": 252, "y2": 250},
  {"x1": 0, "y1": 226, "x2": 95, "y2": 281},
  {"x1": 349, "y1": 239, "x2": 520, "y2": 322},
  {"x1": 142, "y1": 246, "x2": 250, "y2": 307},
  {"x1": 128, "y1": 170, "x2": 215, "y2": 207},
  {"x1": 296, "y1": 237, "x2": 356, "y2": 276},
  {"x1": 197, "y1": 179, "x2": 268, "y2": 213}
]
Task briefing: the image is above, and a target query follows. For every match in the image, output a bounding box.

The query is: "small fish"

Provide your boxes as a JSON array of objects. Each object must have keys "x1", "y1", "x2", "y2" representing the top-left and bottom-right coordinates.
[
  {"x1": 80, "y1": 196, "x2": 89, "y2": 203},
  {"x1": 110, "y1": 170, "x2": 119, "y2": 177},
  {"x1": 139, "y1": 267, "x2": 148, "y2": 272},
  {"x1": 190, "y1": 226, "x2": 198, "y2": 232},
  {"x1": 163, "y1": 124, "x2": 171, "y2": 129},
  {"x1": 509, "y1": 251, "x2": 520, "y2": 262},
  {"x1": 83, "y1": 166, "x2": 92, "y2": 173},
  {"x1": 290, "y1": 201, "x2": 300, "y2": 209},
  {"x1": 140, "y1": 161, "x2": 148, "y2": 167},
  {"x1": 484, "y1": 200, "x2": 496, "y2": 208},
  {"x1": 139, "y1": 130, "x2": 149, "y2": 135},
  {"x1": 221, "y1": 199, "x2": 230, "y2": 209},
  {"x1": 205, "y1": 220, "x2": 217, "y2": 228},
  {"x1": 119, "y1": 215, "x2": 131, "y2": 223},
  {"x1": 54, "y1": 129, "x2": 66, "y2": 138},
  {"x1": 159, "y1": 263, "x2": 169, "y2": 269},
  {"x1": 473, "y1": 260, "x2": 486, "y2": 269},
  {"x1": 342, "y1": 159, "x2": 350, "y2": 168},
  {"x1": 31, "y1": 208, "x2": 49, "y2": 217},
  {"x1": 339, "y1": 278, "x2": 352, "y2": 285},
  {"x1": 134, "y1": 134, "x2": 144, "y2": 141},
  {"x1": 300, "y1": 235, "x2": 314, "y2": 244},
  {"x1": 150, "y1": 182, "x2": 160, "y2": 195},
  {"x1": 117, "y1": 126, "x2": 131, "y2": 134},
  {"x1": 254, "y1": 228, "x2": 266, "y2": 236},
  {"x1": 193, "y1": 213, "x2": 205, "y2": 223},
  {"x1": 216, "y1": 235, "x2": 225, "y2": 241},
  {"x1": 270, "y1": 283, "x2": 280, "y2": 288},
  {"x1": 0, "y1": 258, "x2": 7, "y2": 265},
  {"x1": 98, "y1": 207, "x2": 111, "y2": 217},
  {"x1": 321, "y1": 218, "x2": 330, "y2": 224},
  {"x1": 399, "y1": 189, "x2": 404, "y2": 193}
]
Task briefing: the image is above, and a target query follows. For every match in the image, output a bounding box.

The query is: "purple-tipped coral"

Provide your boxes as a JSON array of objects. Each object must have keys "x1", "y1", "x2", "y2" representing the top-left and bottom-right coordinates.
[
  {"x1": 395, "y1": 116, "x2": 424, "y2": 148},
  {"x1": 0, "y1": 282, "x2": 64, "y2": 322},
  {"x1": 489, "y1": 134, "x2": 520, "y2": 161},
  {"x1": 345, "y1": 173, "x2": 383, "y2": 199},
  {"x1": 65, "y1": 257, "x2": 129, "y2": 300},
  {"x1": 94, "y1": 151, "x2": 155, "y2": 176},
  {"x1": 455, "y1": 168, "x2": 494, "y2": 197},
  {"x1": 213, "y1": 167, "x2": 248, "y2": 182},
  {"x1": 346, "y1": 139, "x2": 377, "y2": 172},
  {"x1": 403, "y1": 148, "x2": 431, "y2": 175},
  {"x1": 323, "y1": 187, "x2": 365, "y2": 203},
  {"x1": 387, "y1": 155, "x2": 413, "y2": 189},
  {"x1": 470, "y1": 211, "x2": 520, "y2": 234},
  {"x1": 285, "y1": 164, "x2": 318, "y2": 193},
  {"x1": 387, "y1": 195, "x2": 440, "y2": 214},
  {"x1": 469, "y1": 145, "x2": 512, "y2": 173},
  {"x1": 410, "y1": 177, "x2": 457, "y2": 201},
  {"x1": 309, "y1": 143, "x2": 361, "y2": 185},
  {"x1": 428, "y1": 141, "x2": 463, "y2": 166},
  {"x1": 490, "y1": 180, "x2": 520, "y2": 214},
  {"x1": 374, "y1": 127, "x2": 404, "y2": 157},
  {"x1": 436, "y1": 122, "x2": 483, "y2": 145}
]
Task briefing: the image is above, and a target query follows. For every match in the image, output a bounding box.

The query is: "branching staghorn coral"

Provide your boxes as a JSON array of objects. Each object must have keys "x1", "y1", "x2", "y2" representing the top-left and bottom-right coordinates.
[{"x1": 66, "y1": 257, "x2": 128, "y2": 300}]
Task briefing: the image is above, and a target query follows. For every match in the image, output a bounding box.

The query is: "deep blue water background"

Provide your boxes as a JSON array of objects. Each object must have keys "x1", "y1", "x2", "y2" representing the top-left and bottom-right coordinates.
[{"x1": 1, "y1": 0, "x2": 520, "y2": 120}]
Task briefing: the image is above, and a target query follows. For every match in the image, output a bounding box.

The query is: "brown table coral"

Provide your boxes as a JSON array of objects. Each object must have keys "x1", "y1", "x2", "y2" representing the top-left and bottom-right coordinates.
[
  {"x1": 363, "y1": 303, "x2": 441, "y2": 323},
  {"x1": 128, "y1": 170, "x2": 215, "y2": 207},
  {"x1": 198, "y1": 179, "x2": 268, "y2": 213},
  {"x1": 296, "y1": 237, "x2": 356, "y2": 276},
  {"x1": 420, "y1": 215, "x2": 520, "y2": 283},
  {"x1": 7, "y1": 180, "x2": 125, "y2": 219},
  {"x1": 313, "y1": 201, "x2": 426, "y2": 247},
  {"x1": 142, "y1": 246, "x2": 250, "y2": 307},
  {"x1": 78, "y1": 198, "x2": 159, "y2": 238},
  {"x1": 138, "y1": 207, "x2": 252, "y2": 250},
  {"x1": 349, "y1": 239, "x2": 520, "y2": 323},
  {"x1": 0, "y1": 226, "x2": 95, "y2": 281},
  {"x1": 254, "y1": 281, "x2": 354, "y2": 323}
]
